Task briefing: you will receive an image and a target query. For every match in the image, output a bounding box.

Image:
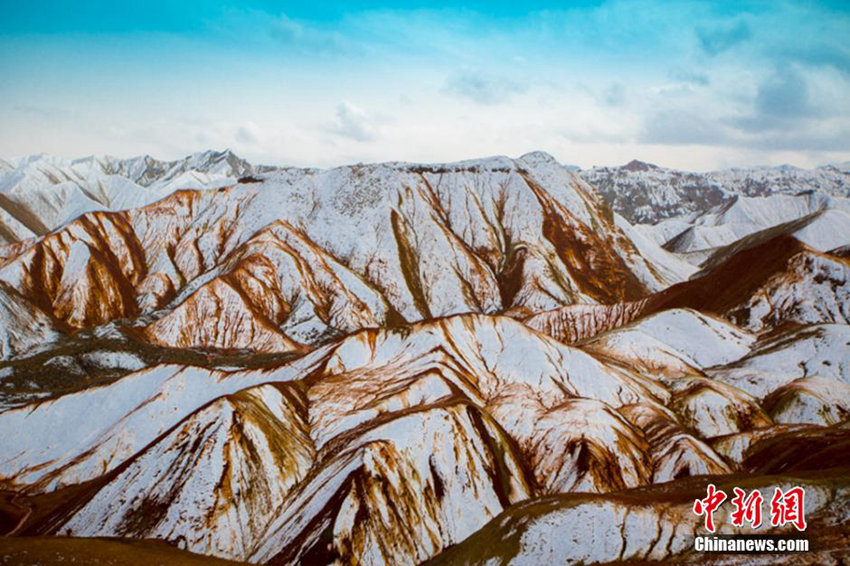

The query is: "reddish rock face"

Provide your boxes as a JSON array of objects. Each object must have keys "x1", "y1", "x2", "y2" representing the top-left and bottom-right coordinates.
[
  {"x1": 0, "y1": 151, "x2": 848, "y2": 566},
  {"x1": 526, "y1": 234, "x2": 850, "y2": 344},
  {"x1": 8, "y1": 212, "x2": 144, "y2": 330}
]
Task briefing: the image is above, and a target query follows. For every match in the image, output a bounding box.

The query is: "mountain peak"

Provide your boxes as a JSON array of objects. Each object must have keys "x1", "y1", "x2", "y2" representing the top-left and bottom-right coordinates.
[
  {"x1": 518, "y1": 150, "x2": 561, "y2": 167},
  {"x1": 622, "y1": 159, "x2": 659, "y2": 172}
]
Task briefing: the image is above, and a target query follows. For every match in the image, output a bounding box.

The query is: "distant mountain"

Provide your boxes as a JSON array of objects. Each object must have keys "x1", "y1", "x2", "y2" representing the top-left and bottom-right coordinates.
[
  {"x1": 0, "y1": 150, "x2": 263, "y2": 246},
  {"x1": 582, "y1": 159, "x2": 850, "y2": 224},
  {"x1": 650, "y1": 191, "x2": 850, "y2": 248}
]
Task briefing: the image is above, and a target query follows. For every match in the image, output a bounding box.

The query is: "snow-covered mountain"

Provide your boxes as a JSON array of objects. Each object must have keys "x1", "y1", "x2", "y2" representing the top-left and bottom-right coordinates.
[
  {"x1": 636, "y1": 192, "x2": 850, "y2": 274},
  {"x1": 583, "y1": 159, "x2": 850, "y2": 224},
  {"x1": 656, "y1": 191, "x2": 840, "y2": 251},
  {"x1": 0, "y1": 151, "x2": 697, "y2": 363},
  {"x1": 0, "y1": 150, "x2": 264, "y2": 246},
  {"x1": 0, "y1": 150, "x2": 848, "y2": 566}
]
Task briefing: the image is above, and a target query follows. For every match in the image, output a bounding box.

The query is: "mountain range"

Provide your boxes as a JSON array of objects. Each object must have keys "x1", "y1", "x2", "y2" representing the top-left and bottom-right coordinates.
[
  {"x1": 0, "y1": 150, "x2": 848, "y2": 565},
  {"x1": 584, "y1": 159, "x2": 850, "y2": 224}
]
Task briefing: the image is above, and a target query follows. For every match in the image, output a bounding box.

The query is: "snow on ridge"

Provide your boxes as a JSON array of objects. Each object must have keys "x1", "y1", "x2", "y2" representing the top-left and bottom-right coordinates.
[
  {"x1": 0, "y1": 150, "x2": 263, "y2": 243},
  {"x1": 584, "y1": 308, "x2": 754, "y2": 381},
  {"x1": 583, "y1": 159, "x2": 850, "y2": 225}
]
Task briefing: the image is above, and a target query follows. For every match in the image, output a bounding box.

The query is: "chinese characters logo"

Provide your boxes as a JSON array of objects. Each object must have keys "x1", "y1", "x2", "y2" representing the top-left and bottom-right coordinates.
[{"x1": 693, "y1": 484, "x2": 807, "y2": 533}]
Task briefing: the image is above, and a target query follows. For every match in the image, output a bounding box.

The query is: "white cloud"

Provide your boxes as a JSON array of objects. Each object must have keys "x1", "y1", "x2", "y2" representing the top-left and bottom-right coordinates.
[
  {"x1": 332, "y1": 102, "x2": 378, "y2": 142},
  {"x1": 235, "y1": 122, "x2": 262, "y2": 145},
  {"x1": 443, "y1": 71, "x2": 527, "y2": 105}
]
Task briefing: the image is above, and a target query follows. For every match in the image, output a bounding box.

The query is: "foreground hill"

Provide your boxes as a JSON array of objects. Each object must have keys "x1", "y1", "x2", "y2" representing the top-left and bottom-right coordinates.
[
  {"x1": 0, "y1": 537, "x2": 249, "y2": 566},
  {"x1": 426, "y1": 466, "x2": 850, "y2": 565},
  {"x1": 2, "y1": 310, "x2": 848, "y2": 564}
]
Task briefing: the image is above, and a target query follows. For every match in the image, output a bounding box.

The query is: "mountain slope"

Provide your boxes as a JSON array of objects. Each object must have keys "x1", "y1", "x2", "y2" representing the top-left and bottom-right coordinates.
[
  {"x1": 526, "y1": 234, "x2": 850, "y2": 341},
  {"x1": 425, "y1": 469, "x2": 850, "y2": 566},
  {"x1": 657, "y1": 193, "x2": 850, "y2": 258},
  {"x1": 0, "y1": 150, "x2": 258, "y2": 246},
  {"x1": 0, "y1": 152, "x2": 688, "y2": 354}
]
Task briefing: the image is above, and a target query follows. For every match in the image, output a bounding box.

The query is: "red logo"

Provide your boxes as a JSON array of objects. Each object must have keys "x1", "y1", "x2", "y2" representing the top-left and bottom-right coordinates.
[
  {"x1": 730, "y1": 487, "x2": 763, "y2": 529},
  {"x1": 693, "y1": 483, "x2": 727, "y2": 533},
  {"x1": 693, "y1": 485, "x2": 807, "y2": 533},
  {"x1": 770, "y1": 487, "x2": 807, "y2": 531}
]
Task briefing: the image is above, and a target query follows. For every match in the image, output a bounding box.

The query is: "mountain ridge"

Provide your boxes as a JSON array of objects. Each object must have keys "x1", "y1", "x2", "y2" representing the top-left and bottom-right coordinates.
[{"x1": 583, "y1": 159, "x2": 850, "y2": 224}]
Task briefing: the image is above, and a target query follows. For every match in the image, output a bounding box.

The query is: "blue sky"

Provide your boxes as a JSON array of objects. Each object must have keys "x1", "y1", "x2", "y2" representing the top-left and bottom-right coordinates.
[{"x1": 1, "y1": 1, "x2": 849, "y2": 169}]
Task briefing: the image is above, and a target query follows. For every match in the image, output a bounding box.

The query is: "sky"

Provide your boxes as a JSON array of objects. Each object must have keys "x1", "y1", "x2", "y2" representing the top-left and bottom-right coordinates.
[{"x1": 1, "y1": 1, "x2": 849, "y2": 170}]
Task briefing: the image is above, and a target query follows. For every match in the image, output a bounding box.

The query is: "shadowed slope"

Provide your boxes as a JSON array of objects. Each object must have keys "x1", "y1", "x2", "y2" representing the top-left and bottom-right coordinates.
[{"x1": 527, "y1": 234, "x2": 850, "y2": 342}]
